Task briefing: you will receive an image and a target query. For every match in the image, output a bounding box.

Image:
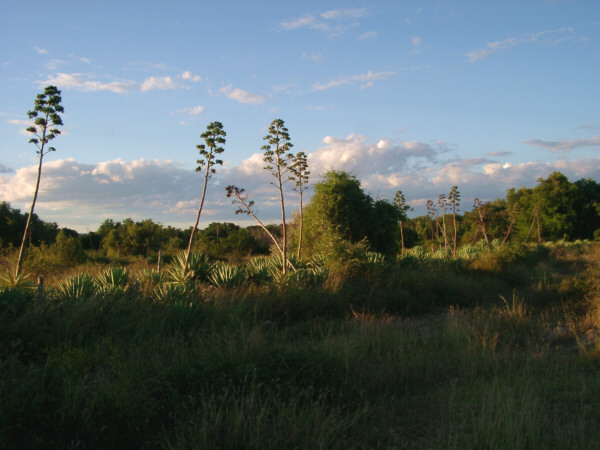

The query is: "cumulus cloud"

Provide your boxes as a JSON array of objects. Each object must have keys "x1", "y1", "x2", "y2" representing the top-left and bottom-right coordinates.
[
  {"x1": 467, "y1": 27, "x2": 575, "y2": 61},
  {"x1": 218, "y1": 85, "x2": 265, "y2": 105},
  {"x1": 2, "y1": 140, "x2": 599, "y2": 231},
  {"x1": 307, "y1": 134, "x2": 441, "y2": 176},
  {"x1": 312, "y1": 70, "x2": 396, "y2": 91},
  {"x1": 303, "y1": 134, "x2": 600, "y2": 215},
  {"x1": 0, "y1": 157, "x2": 285, "y2": 231},
  {"x1": 524, "y1": 136, "x2": 600, "y2": 152}
]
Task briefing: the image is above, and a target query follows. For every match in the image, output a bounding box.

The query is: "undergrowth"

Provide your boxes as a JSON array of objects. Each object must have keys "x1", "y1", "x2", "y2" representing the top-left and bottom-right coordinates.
[{"x1": 1, "y1": 242, "x2": 599, "y2": 448}]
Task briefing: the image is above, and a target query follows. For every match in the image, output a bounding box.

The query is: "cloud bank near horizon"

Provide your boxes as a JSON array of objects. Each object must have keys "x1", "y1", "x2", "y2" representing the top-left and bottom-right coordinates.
[{"x1": 2, "y1": 135, "x2": 599, "y2": 232}]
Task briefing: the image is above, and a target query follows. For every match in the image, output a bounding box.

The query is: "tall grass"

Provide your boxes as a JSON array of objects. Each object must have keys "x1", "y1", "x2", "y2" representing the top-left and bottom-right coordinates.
[{"x1": 1, "y1": 242, "x2": 598, "y2": 448}]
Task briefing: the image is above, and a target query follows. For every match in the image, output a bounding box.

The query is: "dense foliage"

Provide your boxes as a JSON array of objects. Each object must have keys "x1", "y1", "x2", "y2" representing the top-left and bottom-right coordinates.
[{"x1": 302, "y1": 170, "x2": 401, "y2": 258}]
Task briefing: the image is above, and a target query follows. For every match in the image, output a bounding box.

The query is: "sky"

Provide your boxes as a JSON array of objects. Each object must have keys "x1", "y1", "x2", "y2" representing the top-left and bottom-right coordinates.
[{"x1": 1, "y1": 0, "x2": 599, "y2": 232}]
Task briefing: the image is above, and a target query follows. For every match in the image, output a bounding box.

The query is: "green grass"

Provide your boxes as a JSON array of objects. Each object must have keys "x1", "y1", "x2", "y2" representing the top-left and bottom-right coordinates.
[{"x1": 1, "y1": 242, "x2": 599, "y2": 448}]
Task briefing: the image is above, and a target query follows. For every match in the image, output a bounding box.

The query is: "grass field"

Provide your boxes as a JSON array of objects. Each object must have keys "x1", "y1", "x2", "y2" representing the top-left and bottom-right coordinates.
[{"x1": 1, "y1": 242, "x2": 599, "y2": 449}]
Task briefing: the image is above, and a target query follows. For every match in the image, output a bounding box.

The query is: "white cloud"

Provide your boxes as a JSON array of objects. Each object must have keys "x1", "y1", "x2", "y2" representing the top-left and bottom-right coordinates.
[
  {"x1": 302, "y1": 52, "x2": 324, "y2": 63},
  {"x1": 467, "y1": 27, "x2": 575, "y2": 62},
  {"x1": 312, "y1": 70, "x2": 396, "y2": 91},
  {"x1": 40, "y1": 72, "x2": 198, "y2": 93},
  {"x1": 140, "y1": 76, "x2": 178, "y2": 91},
  {"x1": 34, "y1": 46, "x2": 49, "y2": 55},
  {"x1": 524, "y1": 136, "x2": 600, "y2": 152},
  {"x1": 2, "y1": 136, "x2": 599, "y2": 231},
  {"x1": 358, "y1": 31, "x2": 377, "y2": 40},
  {"x1": 40, "y1": 73, "x2": 138, "y2": 93},
  {"x1": 411, "y1": 36, "x2": 422, "y2": 46},
  {"x1": 7, "y1": 119, "x2": 45, "y2": 136},
  {"x1": 175, "y1": 105, "x2": 204, "y2": 116},
  {"x1": 281, "y1": 15, "x2": 316, "y2": 30},
  {"x1": 280, "y1": 8, "x2": 367, "y2": 35},
  {"x1": 320, "y1": 8, "x2": 367, "y2": 20},
  {"x1": 308, "y1": 134, "x2": 440, "y2": 175},
  {"x1": 305, "y1": 104, "x2": 334, "y2": 111},
  {"x1": 7, "y1": 119, "x2": 32, "y2": 126},
  {"x1": 219, "y1": 84, "x2": 265, "y2": 105},
  {"x1": 181, "y1": 70, "x2": 202, "y2": 82}
]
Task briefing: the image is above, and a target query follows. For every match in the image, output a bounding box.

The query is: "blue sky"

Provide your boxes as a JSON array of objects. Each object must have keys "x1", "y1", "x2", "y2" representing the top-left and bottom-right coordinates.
[{"x1": 1, "y1": 1, "x2": 599, "y2": 232}]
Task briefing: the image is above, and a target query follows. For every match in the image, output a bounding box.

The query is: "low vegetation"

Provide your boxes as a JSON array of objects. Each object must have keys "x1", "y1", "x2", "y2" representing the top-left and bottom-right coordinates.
[{"x1": 1, "y1": 241, "x2": 599, "y2": 448}]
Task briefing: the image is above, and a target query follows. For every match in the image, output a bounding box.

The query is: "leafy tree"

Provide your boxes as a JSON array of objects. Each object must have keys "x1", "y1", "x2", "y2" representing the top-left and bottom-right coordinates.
[
  {"x1": 262, "y1": 119, "x2": 294, "y2": 273},
  {"x1": 303, "y1": 170, "x2": 399, "y2": 257},
  {"x1": 370, "y1": 199, "x2": 402, "y2": 255},
  {"x1": 533, "y1": 171, "x2": 578, "y2": 241},
  {"x1": 16, "y1": 85, "x2": 64, "y2": 277},
  {"x1": 185, "y1": 121, "x2": 226, "y2": 271},
  {"x1": 51, "y1": 229, "x2": 86, "y2": 266},
  {"x1": 573, "y1": 178, "x2": 600, "y2": 239},
  {"x1": 196, "y1": 223, "x2": 269, "y2": 260},
  {"x1": 289, "y1": 151, "x2": 310, "y2": 259},
  {"x1": 0, "y1": 202, "x2": 26, "y2": 248}
]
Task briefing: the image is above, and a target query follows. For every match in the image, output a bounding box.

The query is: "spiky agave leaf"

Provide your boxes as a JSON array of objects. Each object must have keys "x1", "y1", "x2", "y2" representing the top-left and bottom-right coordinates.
[
  {"x1": 135, "y1": 269, "x2": 165, "y2": 296},
  {"x1": 55, "y1": 273, "x2": 96, "y2": 301},
  {"x1": 0, "y1": 270, "x2": 35, "y2": 290},
  {"x1": 153, "y1": 282, "x2": 192, "y2": 303},
  {"x1": 245, "y1": 256, "x2": 274, "y2": 284},
  {"x1": 209, "y1": 263, "x2": 247, "y2": 288},
  {"x1": 307, "y1": 253, "x2": 326, "y2": 269},
  {"x1": 168, "y1": 251, "x2": 215, "y2": 283},
  {"x1": 95, "y1": 266, "x2": 130, "y2": 298},
  {"x1": 286, "y1": 267, "x2": 328, "y2": 288},
  {"x1": 405, "y1": 246, "x2": 429, "y2": 261}
]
